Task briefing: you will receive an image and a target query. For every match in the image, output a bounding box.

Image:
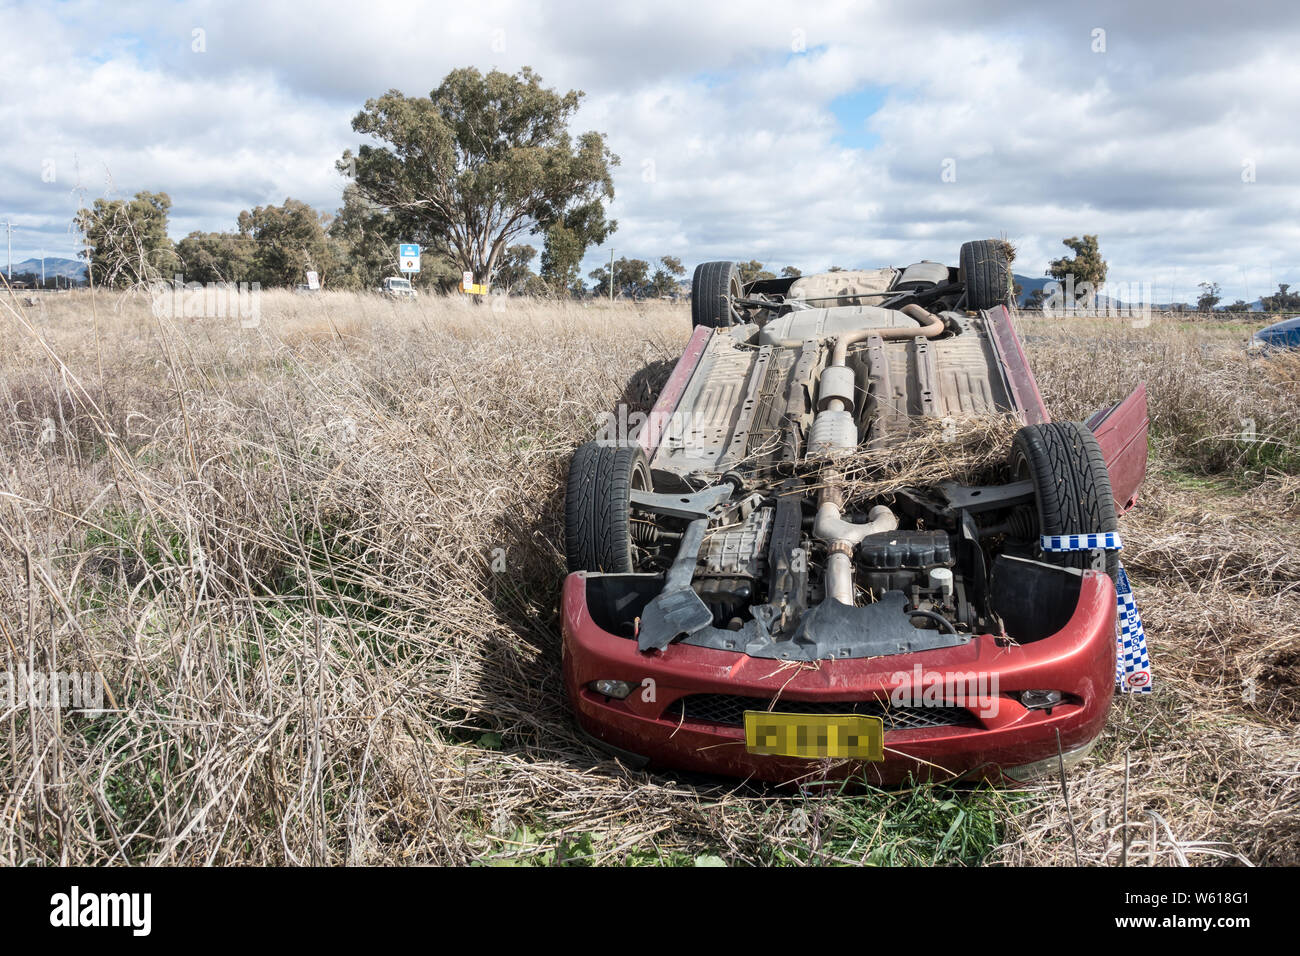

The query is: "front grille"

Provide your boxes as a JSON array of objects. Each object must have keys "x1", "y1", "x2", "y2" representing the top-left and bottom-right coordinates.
[{"x1": 665, "y1": 694, "x2": 975, "y2": 731}]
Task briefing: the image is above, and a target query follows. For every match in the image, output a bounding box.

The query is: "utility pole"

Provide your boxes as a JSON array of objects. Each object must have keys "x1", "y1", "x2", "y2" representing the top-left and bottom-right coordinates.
[
  {"x1": 3, "y1": 220, "x2": 10, "y2": 281},
  {"x1": 41, "y1": 248, "x2": 46, "y2": 287},
  {"x1": 608, "y1": 247, "x2": 614, "y2": 304}
]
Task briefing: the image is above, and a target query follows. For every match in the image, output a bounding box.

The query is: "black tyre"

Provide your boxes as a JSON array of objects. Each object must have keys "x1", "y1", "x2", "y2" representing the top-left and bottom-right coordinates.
[
  {"x1": 1011, "y1": 422, "x2": 1118, "y2": 581},
  {"x1": 959, "y1": 239, "x2": 1012, "y2": 311},
  {"x1": 564, "y1": 442, "x2": 651, "y2": 573},
  {"x1": 691, "y1": 261, "x2": 742, "y2": 328}
]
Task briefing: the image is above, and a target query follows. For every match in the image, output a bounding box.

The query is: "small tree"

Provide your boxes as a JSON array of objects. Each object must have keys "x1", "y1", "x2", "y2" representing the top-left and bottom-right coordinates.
[
  {"x1": 75, "y1": 191, "x2": 178, "y2": 289},
  {"x1": 589, "y1": 256, "x2": 651, "y2": 298},
  {"x1": 1196, "y1": 281, "x2": 1221, "y2": 312},
  {"x1": 236, "y1": 198, "x2": 341, "y2": 288},
  {"x1": 329, "y1": 184, "x2": 401, "y2": 290},
  {"x1": 343, "y1": 67, "x2": 618, "y2": 289},
  {"x1": 1261, "y1": 283, "x2": 1300, "y2": 312},
  {"x1": 1047, "y1": 235, "x2": 1107, "y2": 301},
  {"x1": 649, "y1": 256, "x2": 685, "y2": 297},
  {"x1": 780, "y1": 266, "x2": 802, "y2": 278},
  {"x1": 539, "y1": 200, "x2": 615, "y2": 293},
  {"x1": 495, "y1": 244, "x2": 538, "y2": 292},
  {"x1": 176, "y1": 231, "x2": 255, "y2": 284}
]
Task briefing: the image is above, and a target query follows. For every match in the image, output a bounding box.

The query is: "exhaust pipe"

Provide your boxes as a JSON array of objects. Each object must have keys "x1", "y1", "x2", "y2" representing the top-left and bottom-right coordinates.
[
  {"x1": 813, "y1": 483, "x2": 897, "y2": 605},
  {"x1": 805, "y1": 305, "x2": 936, "y2": 603},
  {"x1": 829, "y1": 303, "x2": 945, "y2": 364},
  {"x1": 808, "y1": 304, "x2": 946, "y2": 457}
]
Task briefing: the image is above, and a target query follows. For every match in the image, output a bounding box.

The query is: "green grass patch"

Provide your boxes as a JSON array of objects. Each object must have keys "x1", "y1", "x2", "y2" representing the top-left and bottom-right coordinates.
[{"x1": 766, "y1": 780, "x2": 1023, "y2": 866}]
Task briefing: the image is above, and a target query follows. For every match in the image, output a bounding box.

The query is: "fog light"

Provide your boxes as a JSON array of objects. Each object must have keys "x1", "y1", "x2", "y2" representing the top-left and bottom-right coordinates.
[
  {"x1": 1019, "y1": 689, "x2": 1064, "y2": 710},
  {"x1": 1003, "y1": 737, "x2": 1099, "y2": 783},
  {"x1": 591, "y1": 679, "x2": 636, "y2": 700}
]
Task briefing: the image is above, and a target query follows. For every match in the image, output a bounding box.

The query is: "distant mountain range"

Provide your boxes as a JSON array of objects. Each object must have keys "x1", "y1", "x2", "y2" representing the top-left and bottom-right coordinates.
[
  {"x1": 5, "y1": 257, "x2": 86, "y2": 281},
  {"x1": 1011, "y1": 274, "x2": 1052, "y2": 303}
]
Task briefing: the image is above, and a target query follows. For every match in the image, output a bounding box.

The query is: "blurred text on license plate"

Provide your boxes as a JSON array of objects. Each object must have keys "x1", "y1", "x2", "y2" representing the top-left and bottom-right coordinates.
[{"x1": 743, "y1": 711, "x2": 884, "y2": 760}]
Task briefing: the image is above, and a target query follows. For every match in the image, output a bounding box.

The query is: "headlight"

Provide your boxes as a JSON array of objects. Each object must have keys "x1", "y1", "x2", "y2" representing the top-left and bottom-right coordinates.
[{"x1": 590, "y1": 679, "x2": 636, "y2": 700}]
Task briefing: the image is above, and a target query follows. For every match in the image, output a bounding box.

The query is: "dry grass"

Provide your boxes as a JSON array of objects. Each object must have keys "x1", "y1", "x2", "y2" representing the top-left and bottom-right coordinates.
[
  {"x1": 0, "y1": 290, "x2": 1296, "y2": 866},
  {"x1": 1002, "y1": 313, "x2": 1300, "y2": 866},
  {"x1": 832, "y1": 413, "x2": 1025, "y2": 502}
]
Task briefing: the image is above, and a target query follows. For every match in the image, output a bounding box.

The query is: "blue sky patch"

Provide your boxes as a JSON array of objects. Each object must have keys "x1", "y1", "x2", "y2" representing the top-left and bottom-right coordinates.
[{"x1": 830, "y1": 86, "x2": 888, "y2": 151}]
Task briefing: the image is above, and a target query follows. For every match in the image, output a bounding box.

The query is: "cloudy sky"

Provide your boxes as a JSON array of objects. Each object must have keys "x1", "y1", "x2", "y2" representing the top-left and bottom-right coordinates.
[{"x1": 2, "y1": 0, "x2": 1298, "y2": 301}]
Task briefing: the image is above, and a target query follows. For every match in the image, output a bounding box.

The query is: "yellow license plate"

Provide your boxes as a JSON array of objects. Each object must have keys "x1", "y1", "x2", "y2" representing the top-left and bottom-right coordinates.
[{"x1": 743, "y1": 711, "x2": 884, "y2": 760}]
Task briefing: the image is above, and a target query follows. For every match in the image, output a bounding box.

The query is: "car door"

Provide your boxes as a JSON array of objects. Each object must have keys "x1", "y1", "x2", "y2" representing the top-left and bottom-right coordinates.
[{"x1": 1086, "y1": 384, "x2": 1149, "y2": 513}]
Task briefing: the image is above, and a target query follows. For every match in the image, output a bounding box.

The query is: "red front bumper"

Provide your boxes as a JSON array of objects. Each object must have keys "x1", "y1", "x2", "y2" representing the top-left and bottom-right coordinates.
[{"x1": 561, "y1": 572, "x2": 1118, "y2": 785}]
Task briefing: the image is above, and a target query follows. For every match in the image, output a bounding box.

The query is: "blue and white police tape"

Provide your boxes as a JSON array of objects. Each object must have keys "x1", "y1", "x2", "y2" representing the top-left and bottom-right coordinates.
[{"x1": 1040, "y1": 531, "x2": 1152, "y2": 693}]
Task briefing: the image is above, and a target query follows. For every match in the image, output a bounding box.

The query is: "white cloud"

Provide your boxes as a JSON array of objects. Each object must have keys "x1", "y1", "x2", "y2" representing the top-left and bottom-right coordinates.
[{"x1": 1, "y1": 0, "x2": 1298, "y2": 299}]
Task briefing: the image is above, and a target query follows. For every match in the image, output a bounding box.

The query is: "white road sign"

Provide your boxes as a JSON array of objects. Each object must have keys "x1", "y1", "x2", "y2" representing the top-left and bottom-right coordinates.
[{"x1": 400, "y1": 243, "x2": 421, "y2": 273}]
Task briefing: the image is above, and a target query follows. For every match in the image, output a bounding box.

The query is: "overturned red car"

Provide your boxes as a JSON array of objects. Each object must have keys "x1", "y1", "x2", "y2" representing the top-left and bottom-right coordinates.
[{"x1": 562, "y1": 241, "x2": 1148, "y2": 785}]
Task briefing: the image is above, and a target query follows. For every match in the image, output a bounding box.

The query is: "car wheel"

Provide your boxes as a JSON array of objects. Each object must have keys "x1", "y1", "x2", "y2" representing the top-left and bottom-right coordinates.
[
  {"x1": 959, "y1": 239, "x2": 1012, "y2": 311},
  {"x1": 564, "y1": 442, "x2": 651, "y2": 574},
  {"x1": 691, "y1": 261, "x2": 742, "y2": 328},
  {"x1": 1011, "y1": 422, "x2": 1118, "y2": 582}
]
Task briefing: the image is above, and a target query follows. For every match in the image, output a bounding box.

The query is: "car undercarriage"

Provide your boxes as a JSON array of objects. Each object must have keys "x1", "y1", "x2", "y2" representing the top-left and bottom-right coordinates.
[{"x1": 560, "y1": 240, "x2": 1149, "y2": 783}]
